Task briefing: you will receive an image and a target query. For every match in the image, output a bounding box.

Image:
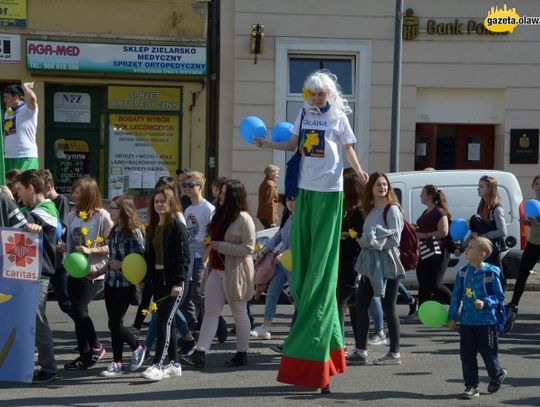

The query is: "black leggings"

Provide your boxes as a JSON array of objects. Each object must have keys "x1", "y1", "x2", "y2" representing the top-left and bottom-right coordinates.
[
  {"x1": 68, "y1": 277, "x2": 103, "y2": 355},
  {"x1": 510, "y1": 242, "x2": 540, "y2": 307},
  {"x1": 416, "y1": 249, "x2": 452, "y2": 305},
  {"x1": 355, "y1": 277, "x2": 400, "y2": 353},
  {"x1": 133, "y1": 282, "x2": 153, "y2": 330},
  {"x1": 153, "y1": 285, "x2": 182, "y2": 365},
  {"x1": 104, "y1": 285, "x2": 139, "y2": 362},
  {"x1": 336, "y1": 284, "x2": 356, "y2": 340}
]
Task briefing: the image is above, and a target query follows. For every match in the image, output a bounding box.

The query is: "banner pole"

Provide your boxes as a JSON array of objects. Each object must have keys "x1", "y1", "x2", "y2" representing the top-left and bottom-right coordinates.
[{"x1": 0, "y1": 106, "x2": 5, "y2": 185}]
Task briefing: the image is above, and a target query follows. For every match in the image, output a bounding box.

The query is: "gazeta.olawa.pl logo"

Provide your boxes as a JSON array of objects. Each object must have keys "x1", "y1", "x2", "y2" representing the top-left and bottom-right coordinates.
[{"x1": 484, "y1": 4, "x2": 540, "y2": 33}]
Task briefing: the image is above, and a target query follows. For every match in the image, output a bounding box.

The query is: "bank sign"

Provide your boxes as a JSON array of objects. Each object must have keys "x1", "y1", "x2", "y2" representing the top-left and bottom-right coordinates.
[{"x1": 26, "y1": 40, "x2": 206, "y2": 76}]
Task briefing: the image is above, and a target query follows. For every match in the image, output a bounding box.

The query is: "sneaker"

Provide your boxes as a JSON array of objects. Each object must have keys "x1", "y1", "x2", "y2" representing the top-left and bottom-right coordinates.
[
  {"x1": 346, "y1": 349, "x2": 368, "y2": 365},
  {"x1": 504, "y1": 306, "x2": 517, "y2": 333},
  {"x1": 130, "y1": 345, "x2": 146, "y2": 372},
  {"x1": 461, "y1": 386, "x2": 480, "y2": 399},
  {"x1": 162, "y1": 362, "x2": 183, "y2": 378},
  {"x1": 100, "y1": 362, "x2": 125, "y2": 377},
  {"x1": 180, "y1": 350, "x2": 205, "y2": 369},
  {"x1": 408, "y1": 298, "x2": 417, "y2": 316},
  {"x1": 269, "y1": 344, "x2": 283, "y2": 354},
  {"x1": 81, "y1": 345, "x2": 106, "y2": 369},
  {"x1": 141, "y1": 364, "x2": 164, "y2": 381},
  {"x1": 487, "y1": 368, "x2": 507, "y2": 393},
  {"x1": 368, "y1": 331, "x2": 389, "y2": 346},
  {"x1": 373, "y1": 352, "x2": 402, "y2": 365},
  {"x1": 64, "y1": 356, "x2": 84, "y2": 370},
  {"x1": 403, "y1": 311, "x2": 420, "y2": 324},
  {"x1": 32, "y1": 370, "x2": 57, "y2": 383},
  {"x1": 250, "y1": 325, "x2": 271, "y2": 340},
  {"x1": 179, "y1": 339, "x2": 196, "y2": 356}
]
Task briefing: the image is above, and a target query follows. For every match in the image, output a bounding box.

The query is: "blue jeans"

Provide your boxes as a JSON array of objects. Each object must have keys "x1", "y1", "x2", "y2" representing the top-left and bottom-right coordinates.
[
  {"x1": 145, "y1": 308, "x2": 190, "y2": 352},
  {"x1": 264, "y1": 263, "x2": 292, "y2": 321},
  {"x1": 370, "y1": 297, "x2": 384, "y2": 332},
  {"x1": 398, "y1": 282, "x2": 414, "y2": 304}
]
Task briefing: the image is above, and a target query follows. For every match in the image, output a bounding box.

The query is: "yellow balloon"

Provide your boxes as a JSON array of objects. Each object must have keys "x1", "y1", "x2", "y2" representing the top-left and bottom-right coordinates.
[
  {"x1": 122, "y1": 253, "x2": 147, "y2": 285},
  {"x1": 281, "y1": 249, "x2": 293, "y2": 272}
]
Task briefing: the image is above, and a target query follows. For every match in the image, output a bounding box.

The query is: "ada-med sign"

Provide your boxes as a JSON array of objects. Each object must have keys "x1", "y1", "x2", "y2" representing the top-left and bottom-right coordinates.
[{"x1": 0, "y1": 228, "x2": 43, "y2": 383}]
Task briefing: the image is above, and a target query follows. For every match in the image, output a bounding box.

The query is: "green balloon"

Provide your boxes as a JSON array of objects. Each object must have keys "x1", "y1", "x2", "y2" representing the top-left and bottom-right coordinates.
[
  {"x1": 64, "y1": 252, "x2": 90, "y2": 278},
  {"x1": 418, "y1": 300, "x2": 448, "y2": 328}
]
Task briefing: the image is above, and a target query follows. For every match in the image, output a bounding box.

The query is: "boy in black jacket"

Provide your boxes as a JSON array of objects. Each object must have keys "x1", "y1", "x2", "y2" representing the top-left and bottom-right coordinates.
[{"x1": 16, "y1": 170, "x2": 59, "y2": 383}]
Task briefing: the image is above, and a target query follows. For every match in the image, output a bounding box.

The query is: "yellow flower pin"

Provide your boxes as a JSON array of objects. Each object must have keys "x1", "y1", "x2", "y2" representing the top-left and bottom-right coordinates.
[
  {"x1": 85, "y1": 239, "x2": 93, "y2": 248},
  {"x1": 95, "y1": 236, "x2": 104, "y2": 245},
  {"x1": 81, "y1": 226, "x2": 88, "y2": 236},
  {"x1": 149, "y1": 302, "x2": 158, "y2": 312},
  {"x1": 348, "y1": 228, "x2": 358, "y2": 239},
  {"x1": 141, "y1": 309, "x2": 149, "y2": 316},
  {"x1": 203, "y1": 236, "x2": 211, "y2": 246},
  {"x1": 255, "y1": 242, "x2": 262, "y2": 253},
  {"x1": 79, "y1": 211, "x2": 88, "y2": 220}
]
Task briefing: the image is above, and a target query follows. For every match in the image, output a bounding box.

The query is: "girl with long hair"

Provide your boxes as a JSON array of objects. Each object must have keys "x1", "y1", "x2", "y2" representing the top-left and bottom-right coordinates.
[
  {"x1": 64, "y1": 177, "x2": 113, "y2": 370},
  {"x1": 181, "y1": 180, "x2": 256, "y2": 369},
  {"x1": 351, "y1": 172, "x2": 405, "y2": 366},
  {"x1": 415, "y1": 185, "x2": 453, "y2": 306},
  {"x1": 141, "y1": 187, "x2": 189, "y2": 381},
  {"x1": 100, "y1": 195, "x2": 146, "y2": 377}
]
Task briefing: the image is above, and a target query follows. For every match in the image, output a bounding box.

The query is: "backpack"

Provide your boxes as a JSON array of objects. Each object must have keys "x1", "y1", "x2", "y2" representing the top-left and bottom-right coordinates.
[
  {"x1": 458, "y1": 267, "x2": 507, "y2": 335},
  {"x1": 383, "y1": 204, "x2": 420, "y2": 271}
]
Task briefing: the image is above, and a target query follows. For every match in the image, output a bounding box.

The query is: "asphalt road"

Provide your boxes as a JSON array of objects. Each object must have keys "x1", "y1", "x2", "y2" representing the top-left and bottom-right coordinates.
[{"x1": 1, "y1": 290, "x2": 539, "y2": 407}]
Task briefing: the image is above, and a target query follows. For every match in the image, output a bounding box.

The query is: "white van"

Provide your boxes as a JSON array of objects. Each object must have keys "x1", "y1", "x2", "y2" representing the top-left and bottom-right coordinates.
[{"x1": 387, "y1": 170, "x2": 526, "y2": 284}]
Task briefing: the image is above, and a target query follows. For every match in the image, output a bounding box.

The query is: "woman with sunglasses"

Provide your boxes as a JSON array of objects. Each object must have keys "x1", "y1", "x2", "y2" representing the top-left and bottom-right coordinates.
[
  {"x1": 100, "y1": 195, "x2": 146, "y2": 377},
  {"x1": 64, "y1": 177, "x2": 113, "y2": 370},
  {"x1": 181, "y1": 180, "x2": 255, "y2": 369},
  {"x1": 141, "y1": 186, "x2": 190, "y2": 381}
]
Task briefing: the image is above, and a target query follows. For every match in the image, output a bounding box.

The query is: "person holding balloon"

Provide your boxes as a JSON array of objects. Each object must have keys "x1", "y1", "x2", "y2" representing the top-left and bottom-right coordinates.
[
  {"x1": 100, "y1": 195, "x2": 147, "y2": 377},
  {"x1": 251, "y1": 197, "x2": 294, "y2": 340},
  {"x1": 448, "y1": 236, "x2": 506, "y2": 399},
  {"x1": 64, "y1": 177, "x2": 113, "y2": 370},
  {"x1": 505, "y1": 174, "x2": 540, "y2": 330},
  {"x1": 255, "y1": 70, "x2": 368, "y2": 392},
  {"x1": 414, "y1": 185, "x2": 453, "y2": 307},
  {"x1": 141, "y1": 186, "x2": 190, "y2": 381}
]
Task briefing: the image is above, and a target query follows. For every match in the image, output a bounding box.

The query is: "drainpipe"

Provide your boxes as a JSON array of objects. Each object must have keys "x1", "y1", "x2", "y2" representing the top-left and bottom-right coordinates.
[{"x1": 206, "y1": 0, "x2": 219, "y2": 196}]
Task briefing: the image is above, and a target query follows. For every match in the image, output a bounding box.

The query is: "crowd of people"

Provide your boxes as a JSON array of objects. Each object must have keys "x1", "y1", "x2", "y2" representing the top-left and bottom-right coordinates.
[{"x1": 2, "y1": 74, "x2": 539, "y2": 400}]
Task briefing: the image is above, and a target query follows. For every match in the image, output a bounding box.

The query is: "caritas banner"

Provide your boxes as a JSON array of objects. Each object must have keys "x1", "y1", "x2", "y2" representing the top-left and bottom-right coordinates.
[{"x1": 0, "y1": 228, "x2": 43, "y2": 383}]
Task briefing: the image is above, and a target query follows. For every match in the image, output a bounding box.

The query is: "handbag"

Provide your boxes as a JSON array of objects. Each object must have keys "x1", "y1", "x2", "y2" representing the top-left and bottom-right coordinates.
[
  {"x1": 284, "y1": 109, "x2": 306, "y2": 199},
  {"x1": 254, "y1": 251, "x2": 278, "y2": 287}
]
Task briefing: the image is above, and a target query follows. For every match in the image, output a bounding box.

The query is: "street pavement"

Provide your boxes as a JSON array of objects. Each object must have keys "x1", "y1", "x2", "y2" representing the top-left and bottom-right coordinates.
[{"x1": 0, "y1": 290, "x2": 539, "y2": 407}]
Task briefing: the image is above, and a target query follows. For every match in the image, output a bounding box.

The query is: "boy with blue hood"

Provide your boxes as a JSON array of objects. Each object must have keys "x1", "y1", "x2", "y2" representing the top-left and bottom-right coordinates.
[
  {"x1": 16, "y1": 170, "x2": 59, "y2": 383},
  {"x1": 448, "y1": 236, "x2": 506, "y2": 400}
]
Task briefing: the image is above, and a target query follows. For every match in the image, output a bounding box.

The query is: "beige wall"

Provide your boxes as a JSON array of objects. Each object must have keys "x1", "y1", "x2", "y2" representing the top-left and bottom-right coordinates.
[
  {"x1": 221, "y1": 0, "x2": 540, "y2": 209},
  {"x1": 0, "y1": 0, "x2": 209, "y2": 182}
]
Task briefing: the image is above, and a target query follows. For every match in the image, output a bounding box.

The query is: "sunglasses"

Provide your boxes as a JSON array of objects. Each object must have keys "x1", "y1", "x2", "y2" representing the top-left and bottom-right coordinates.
[{"x1": 182, "y1": 182, "x2": 198, "y2": 189}]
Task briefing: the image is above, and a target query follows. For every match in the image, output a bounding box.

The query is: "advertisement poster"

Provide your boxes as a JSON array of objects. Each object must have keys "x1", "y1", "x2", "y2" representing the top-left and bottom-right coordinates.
[
  {"x1": 0, "y1": 0, "x2": 26, "y2": 27},
  {"x1": 0, "y1": 228, "x2": 42, "y2": 383},
  {"x1": 27, "y1": 40, "x2": 206, "y2": 75},
  {"x1": 0, "y1": 34, "x2": 21, "y2": 64}
]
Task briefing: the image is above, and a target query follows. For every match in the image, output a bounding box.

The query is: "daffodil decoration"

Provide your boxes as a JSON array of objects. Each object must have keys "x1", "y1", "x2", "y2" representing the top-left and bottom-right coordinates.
[
  {"x1": 465, "y1": 287, "x2": 477, "y2": 300},
  {"x1": 255, "y1": 242, "x2": 262, "y2": 253},
  {"x1": 81, "y1": 226, "x2": 88, "y2": 236},
  {"x1": 79, "y1": 210, "x2": 88, "y2": 220},
  {"x1": 149, "y1": 302, "x2": 158, "y2": 312},
  {"x1": 85, "y1": 239, "x2": 93, "y2": 248},
  {"x1": 141, "y1": 297, "x2": 166, "y2": 316},
  {"x1": 348, "y1": 228, "x2": 358, "y2": 239},
  {"x1": 302, "y1": 87, "x2": 311, "y2": 100},
  {"x1": 95, "y1": 236, "x2": 105, "y2": 245},
  {"x1": 141, "y1": 309, "x2": 149, "y2": 316},
  {"x1": 203, "y1": 235, "x2": 211, "y2": 246},
  {"x1": 6, "y1": 107, "x2": 13, "y2": 116}
]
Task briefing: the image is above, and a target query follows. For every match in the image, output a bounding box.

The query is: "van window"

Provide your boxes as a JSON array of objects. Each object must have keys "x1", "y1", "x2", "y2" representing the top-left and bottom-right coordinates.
[{"x1": 394, "y1": 188, "x2": 402, "y2": 204}]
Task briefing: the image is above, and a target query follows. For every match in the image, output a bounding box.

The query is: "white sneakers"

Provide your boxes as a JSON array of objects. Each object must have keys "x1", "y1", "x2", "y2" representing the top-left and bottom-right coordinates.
[
  {"x1": 250, "y1": 325, "x2": 271, "y2": 340},
  {"x1": 141, "y1": 362, "x2": 182, "y2": 381},
  {"x1": 100, "y1": 362, "x2": 125, "y2": 377}
]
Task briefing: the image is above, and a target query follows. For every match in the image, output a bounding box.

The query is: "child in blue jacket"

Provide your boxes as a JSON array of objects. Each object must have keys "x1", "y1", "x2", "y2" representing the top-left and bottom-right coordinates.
[{"x1": 448, "y1": 236, "x2": 506, "y2": 400}]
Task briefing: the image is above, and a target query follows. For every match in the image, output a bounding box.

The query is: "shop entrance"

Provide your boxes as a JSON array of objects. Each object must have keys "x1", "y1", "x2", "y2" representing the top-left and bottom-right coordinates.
[
  {"x1": 44, "y1": 85, "x2": 103, "y2": 194},
  {"x1": 415, "y1": 124, "x2": 494, "y2": 170}
]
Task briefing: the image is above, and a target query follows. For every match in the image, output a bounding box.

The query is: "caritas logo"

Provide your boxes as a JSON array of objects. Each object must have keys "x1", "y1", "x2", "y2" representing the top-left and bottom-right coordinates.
[{"x1": 28, "y1": 43, "x2": 80, "y2": 56}]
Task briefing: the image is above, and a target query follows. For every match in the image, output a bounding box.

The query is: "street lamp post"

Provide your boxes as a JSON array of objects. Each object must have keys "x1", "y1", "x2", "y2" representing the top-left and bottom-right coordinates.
[{"x1": 390, "y1": 0, "x2": 403, "y2": 172}]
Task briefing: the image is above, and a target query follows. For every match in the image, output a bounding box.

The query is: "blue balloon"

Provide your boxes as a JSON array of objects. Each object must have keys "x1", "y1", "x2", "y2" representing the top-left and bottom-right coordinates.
[
  {"x1": 56, "y1": 220, "x2": 63, "y2": 242},
  {"x1": 450, "y1": 218, "x2": 469, "y2": 241},
  {"x1": 271, "y1": 122, "x2": 294, "y2": 142},
  {"x1": 239, "y1": 116, "x2": 266, "y2": 144},
  {"x1": 525, "y1": 199, "x2": 540, "y2": 218}
]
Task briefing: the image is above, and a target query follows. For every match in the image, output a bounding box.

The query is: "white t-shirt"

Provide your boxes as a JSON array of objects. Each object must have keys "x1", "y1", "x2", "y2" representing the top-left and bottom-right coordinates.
[
  {"x1": 292, "y1": 108, "x2": 357, "y2": 192},
  {"x1": 4, "y1": 103, "x2": 38, "y2": 158},
  {"x1": 184, "y1": 199, "x2": 215, "y2": 257}
]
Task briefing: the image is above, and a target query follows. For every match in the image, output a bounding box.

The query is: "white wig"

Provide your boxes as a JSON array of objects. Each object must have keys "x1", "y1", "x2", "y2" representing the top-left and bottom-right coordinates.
[{"x1": 303, "y1": 70, "x2": 352, "y2": 118}]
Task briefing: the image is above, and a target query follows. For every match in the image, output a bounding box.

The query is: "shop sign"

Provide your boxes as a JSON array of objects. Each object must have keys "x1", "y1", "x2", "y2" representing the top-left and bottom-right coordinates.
[
  {"x1": 510, "y1": 129, "x2": 539, "y2": 164},
  {"x1": 26, "y1": 40, "x2": 206, "y2": 76},
  {"x1": 52, "y1": 139, "x2": 90, "y2": 194},
  {"x1": 108, "y1": 86, "x2": 181, "y2": 112},
  {"x1": 0, "y1": 34, "x2": 20, "y2": 63},
  {"x1": 0, "y1": 0, "x2": 26, "y2": 27}
]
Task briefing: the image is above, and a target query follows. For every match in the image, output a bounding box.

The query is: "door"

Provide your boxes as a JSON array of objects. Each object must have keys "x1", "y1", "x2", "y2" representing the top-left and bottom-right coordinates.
[{"x1": 44, "y1": 85, "x2": 103, "y2": 194}]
